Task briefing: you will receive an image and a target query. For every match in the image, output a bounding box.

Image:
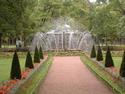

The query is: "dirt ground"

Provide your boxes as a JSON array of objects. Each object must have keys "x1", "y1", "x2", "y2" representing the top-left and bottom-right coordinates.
[{"x1": 38, "y1": 56, "x2": 114, "y2": 94}]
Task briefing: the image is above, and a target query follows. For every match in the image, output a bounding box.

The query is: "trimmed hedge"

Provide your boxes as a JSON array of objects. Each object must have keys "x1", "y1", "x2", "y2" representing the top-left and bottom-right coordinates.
[
  {"x1": 10, "y1": 51, "x2": 22, "y2": 79},
  {"x1": 90, "y1": 45, "x2": 96, "y2": 58},
  {"x1": 34, "y1": 47, "x2": 40, "y2": 63},
  {"x1": 0, "y1": 47, "x2": 29, "y2": 52},
  {"x1": 96, "y1": 45, "x2": 103, "y2": 61},
  {"x1": 39, "y1": 46, "x2": 44, "y2": 59},
  {"x1": 97, "y1": 45, "x2": 125, "y2": 51},
  {"x1": 105, "y1": 47, "x2": 114, "y2": 67},
  {"x1": 25, "y1": 51, "x2": 34, "y2": 69},
  {"x1": 120, "y1": 51, "x2": 125, "y2": 77},
  {"x1": 14, "y1": 55, "x2": 52, "y2": 94}
]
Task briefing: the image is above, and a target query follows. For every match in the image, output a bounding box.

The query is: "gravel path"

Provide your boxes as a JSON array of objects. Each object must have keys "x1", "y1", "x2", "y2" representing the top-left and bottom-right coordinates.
[{"x1": 38, "y1": 56, "x2": 114, "y2": 94}]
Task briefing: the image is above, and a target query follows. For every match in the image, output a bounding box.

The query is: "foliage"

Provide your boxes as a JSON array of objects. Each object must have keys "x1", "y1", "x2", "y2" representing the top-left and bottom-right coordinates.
[
  {"x1": 120, "y1": 51, "x2": 125, "y2": 77},
  {"x1": 34, "y1": 46, "x2": 40, "y2": 63},
  {"x1": 90, "y1": 45, "x2": 96, "y2": 58},
  {"x1": 10, "y1": 51, "x2": 22, "y2": 79},
  {"x1": 39, "y1": 46, "x2": 44, "y2": 59},
  {"x1": 0, "y1": 0, "x2": 125, "y2": 47},
  {"x1": 105, "y1": 46, "x2": 114, "y2": 67},
  {"x1": 88, "y1": 0, "x2": 125, "y2": 45},
  {"x1": 25, "y1": 51, "x2": 34, "y2": 69},
  {"x1": 0, "y1": 0, "x2": 37, "y2": 47},
  {"x1": 96, "y1": 45, "x2": 103, "y2": 61}
]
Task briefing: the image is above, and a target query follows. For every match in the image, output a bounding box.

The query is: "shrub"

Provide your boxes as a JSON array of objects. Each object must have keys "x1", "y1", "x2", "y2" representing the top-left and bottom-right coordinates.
[
  {"x1": 120, "y1": 51, "x2": 125, "y2": 77},
  {"x1": 90, "y1": 45, "x2": 96, "y2": 58},
  {"x1": 10, "y1": 51, "x2": 22, "y2": 79},
  {"x1": 25, "y1": 51, "x2": 34, "y2": 69},
  {"x1": 96, "y1": 45, "x2": 103, "y2": 61},
  {"x1": 105, "y1": 47, "x2": 114, "y2": 67},
  {"x1": 39, "y1": 46, "x2": 44, "y2": 59},
  {"x1": 34, "y1": 46, "x2": 40, "y2": 63}
]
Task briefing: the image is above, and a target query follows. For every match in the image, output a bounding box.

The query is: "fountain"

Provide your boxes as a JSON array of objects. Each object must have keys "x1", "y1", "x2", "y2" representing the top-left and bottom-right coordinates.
[{"x1": 31, "y1": 17, "x2": 94, "y2": 52}]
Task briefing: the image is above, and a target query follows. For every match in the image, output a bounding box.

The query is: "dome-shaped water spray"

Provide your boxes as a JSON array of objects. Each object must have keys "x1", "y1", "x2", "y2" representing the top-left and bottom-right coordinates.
[{"x1": 31, "y1": 17, "x2": 94, "y2": 52}]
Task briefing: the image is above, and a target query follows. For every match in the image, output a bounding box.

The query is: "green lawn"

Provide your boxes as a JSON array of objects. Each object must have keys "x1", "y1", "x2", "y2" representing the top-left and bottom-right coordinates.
[
  {"x1": 102, "y1": 51, "x2": 123, "y2": 69},
  {"x1": 103, "y1": 56, "x2": 122, "y2": 69},
  {"x1": 113, "y1": 57, "x2": 122, "y2": 69},
  {"x1": 0, "y1": 53, "x2": 26, "y2": 82},
  {"x1": 0, "y1": 51, "x2": 123, "y2": 83},
  {"x1": 1, "y1": 45, "x2": 16, "y2": 48}
]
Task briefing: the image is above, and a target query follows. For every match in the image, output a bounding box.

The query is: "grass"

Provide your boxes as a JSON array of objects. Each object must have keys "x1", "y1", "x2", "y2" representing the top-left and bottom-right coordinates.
[
  {"x1": 102, "y1": 56, "x2": 122, "y2": 69},
  {"x1": 101, "y1": 51, "x2": 123, "y2": 70},
  {"x1": 81, "y1": 54, "x2": 125, "y2": 94},
  {"x1": 0, "y1": 52, "x2": 26, "y2": 82},
  {"x1": 102, "y1": 54, "x2": 122, "y2": 73},
  {"x1": 112, "y1": 57, "x2": 122, "y2": 69},
  {"x1": 1, "y1": 45, "x2": 16, "y2": 48},
  {"x1": 15, "y1": 55, "x2": 52, "y2": 94},
  {"x1": 0, "y1": 51, "x2": 123, "y2": 82}
]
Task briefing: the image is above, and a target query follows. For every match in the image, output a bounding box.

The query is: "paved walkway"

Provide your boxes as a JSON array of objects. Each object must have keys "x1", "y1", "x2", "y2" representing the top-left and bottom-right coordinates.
[{"x1": 38, "y1": 56, "x2": 114, "y2": 94}]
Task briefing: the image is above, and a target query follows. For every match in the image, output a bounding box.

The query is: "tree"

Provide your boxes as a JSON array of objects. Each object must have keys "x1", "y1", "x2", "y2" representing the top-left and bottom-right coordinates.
[
  {"x1": 10, "y1": 51, "x2": 22, "y2": 79},
  {"x1": 90, "y1": 45, "x2": 96, "y2": 58},
  {"x1": 96, "y1": 45, "x2": 103, "y2": 61},
  {"x1": 0, "y1": 0, "x2": 90, "y2": 42},
  {"x1": 39, "y1": 46, "x2": 44, "y2": 59},
  {"x1": 0, "y1": 33, "x2": 2, "y2": 48},
  {"x1": 0, "y1": 0, "x2": 34, "y2": 47},
  {"x1": 120, "y1": 51, "x2": 125, "y2": 77},
  {"x1": 105, "y1": 47, "x2": 114, "y2": 67},
  {"x1": 1, "y1": 0, "x2": 124, "y2": 49},
  {"x1": 25, "y1": 51, "x2": 34, "y2": 69},
  {"x1": 34, "y1": 46, "x2": 40, "y2": 63}
]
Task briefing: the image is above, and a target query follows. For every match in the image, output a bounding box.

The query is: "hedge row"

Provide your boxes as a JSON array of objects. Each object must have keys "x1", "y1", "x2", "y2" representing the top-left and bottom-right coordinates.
[
  {"x1": 10, "y1": 46, "x2": 44, "y2": 80},
  {"x1": 90, "y1": 45, "x2": 125, "y2": 77}
]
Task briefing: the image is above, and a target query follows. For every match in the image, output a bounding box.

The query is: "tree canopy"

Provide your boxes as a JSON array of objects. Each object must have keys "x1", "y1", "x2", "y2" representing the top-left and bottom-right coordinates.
[{"x1": 0, "y1": 0, "x2": 125, "y2": 47}]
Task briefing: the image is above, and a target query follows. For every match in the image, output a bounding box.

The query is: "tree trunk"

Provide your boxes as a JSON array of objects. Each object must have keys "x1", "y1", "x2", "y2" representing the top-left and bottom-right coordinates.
[
  {"x1": 22, "y1": 34, "x2": 27, "y2": 47},
  {"x1": 24, "y1": 37, "x2": 27, "y2": 47},
  {"x1": 105, "y1": 32, "x2": 108, "y2": 47},
  {"x1": 0, "y1": 33, "x2": 2, "y2": 48}
]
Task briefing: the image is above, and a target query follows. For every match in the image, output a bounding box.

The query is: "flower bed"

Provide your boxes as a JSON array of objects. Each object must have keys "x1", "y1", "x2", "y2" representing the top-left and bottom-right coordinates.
[{"x1": 0, "y1": 56, "x2": 48, "y2": 94}]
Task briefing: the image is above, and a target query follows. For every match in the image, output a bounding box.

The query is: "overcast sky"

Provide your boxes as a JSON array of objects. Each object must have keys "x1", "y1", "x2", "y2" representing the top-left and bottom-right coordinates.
[{"x1": 89, "y1": 0, "x2": 96, "y2": 3}]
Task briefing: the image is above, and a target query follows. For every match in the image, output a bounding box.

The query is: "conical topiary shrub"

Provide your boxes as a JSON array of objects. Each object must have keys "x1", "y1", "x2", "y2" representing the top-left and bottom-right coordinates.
[
  {"x1": 25, "y1": 51, "x2": 34, "y2": 69},
  {"x1": 39, "y1": 46, "x2": 44, "y2": 59},
  {"x1": 96, "y1": 45, "x2": 103, "y2": 61},
  {"x1": 105, "y1": 47, "x2": 114, "y2": 67},
  {"x1": 10, "y1": 51, "x2": 21, "y2": 79},
  {"x1": 34, "y1": 46, "x2": 40, "y2": 63},
  {"x1": 90, "y1": 45, "x2": 96, "y2": 58},
  {"x1": 120, "y1": 51, "x2": 125, "y2": 77}
]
